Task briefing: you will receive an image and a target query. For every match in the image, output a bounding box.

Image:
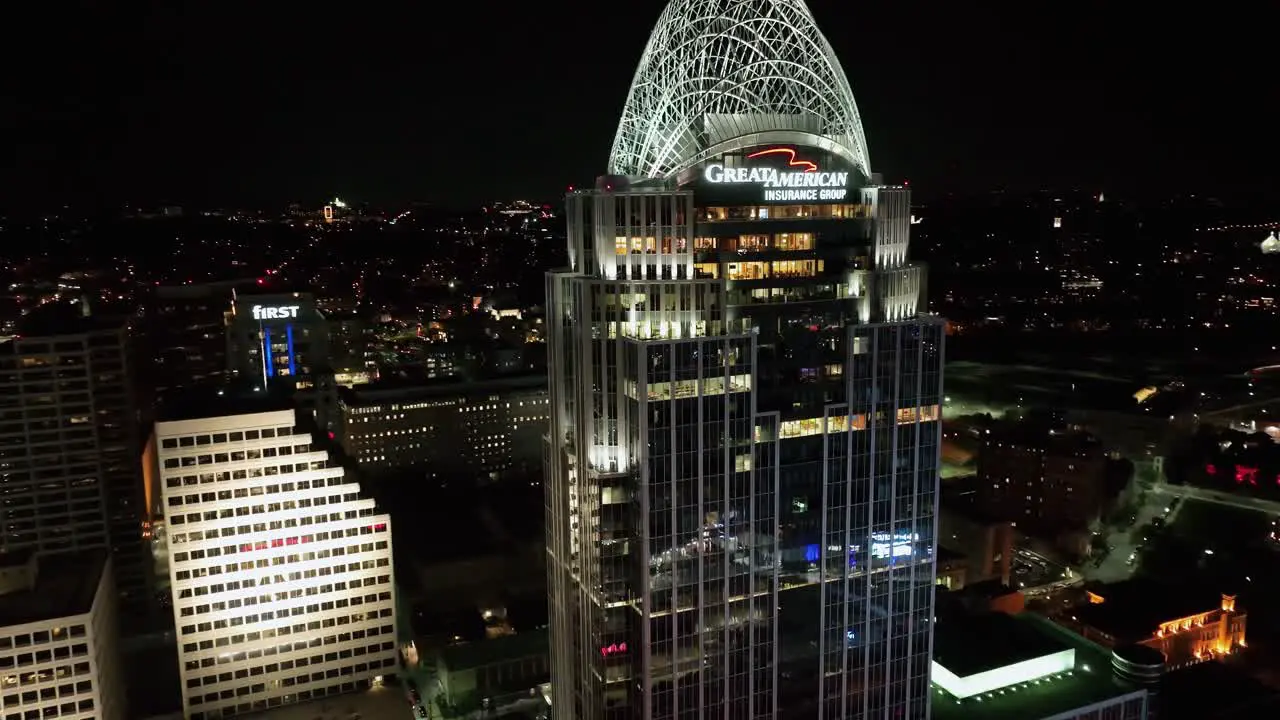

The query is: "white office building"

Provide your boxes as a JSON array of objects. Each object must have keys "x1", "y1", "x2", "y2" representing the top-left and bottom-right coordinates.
[
  {"x1": 0, "y1": 550, "x2": 124, "y2": 720},
  {"x1": 155, "y1": 405, "x2": 397, "y2": 720}
]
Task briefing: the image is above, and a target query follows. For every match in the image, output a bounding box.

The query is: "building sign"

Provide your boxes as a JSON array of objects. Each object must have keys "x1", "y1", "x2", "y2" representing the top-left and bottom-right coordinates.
[
  {"x1": 703, "y1": 147, "x2": 851, "y2": 202},
  {"x1": 251, "y1": 304, "x2": 301, "y2": 320},
  {"x1": 600, "y1": 642, "x2": 627, "y2": 658},
  {"x1": 870, "y1": 532, "x2": 919, "y2": 559}
]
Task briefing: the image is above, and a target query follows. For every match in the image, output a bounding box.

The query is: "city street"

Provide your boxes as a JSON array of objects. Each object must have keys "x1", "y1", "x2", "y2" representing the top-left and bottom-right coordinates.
[
  {"x1": 1086, "y1": 485, "x2": 1181, "y2": 583},
  {"x1": 1012, "y1": 548, "x2": 1078, "y2": 595}
]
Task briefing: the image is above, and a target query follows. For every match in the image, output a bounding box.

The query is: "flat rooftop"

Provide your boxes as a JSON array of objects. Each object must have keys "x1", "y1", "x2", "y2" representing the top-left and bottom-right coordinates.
[
  {"x1": 342, "y1": 373, "x2": 547, "y2": 405},
  {"x1": 156, "y1": 384, "x2": 296, "y2": 423},
  {"x1": 934, "y1": 612, "x2": 1067, "y2": 678},
  {"x1": 932, "y1": 613, "x2": 1144, "y2": 720},
  {"x1": 0, "y1": 551, "x2": 106, "y2": 627},
  {"x1": 238, "y1": 684, "x2": 403, "y2": 720},
  {"x1": 1161, "y1": 661, "x2": 1280, "y2": 719},
  {"x1": 13, "y1": 301, "x2": 128, "y2": 338},
  {"x1": 440, "y1": 628, "x2": 548, "y2": 672},
  {"x1": 1073, "y1": 579, "x2": 1230, "y2": 640}
]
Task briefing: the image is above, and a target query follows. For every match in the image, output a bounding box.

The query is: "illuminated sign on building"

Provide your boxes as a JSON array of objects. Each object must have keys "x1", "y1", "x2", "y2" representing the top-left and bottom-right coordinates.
[
  {"x1": 870, "y1": 532, "x2": 919, "y2": 559},
  {"x1": 251, "y1": 305, "x2": 301, "y2": 320},
  {"x1": 600, "y1": 642, "x2": 627, "y2": 658},
  {"x1": 703, "y1": 147, "x2": 850, "y2": 202}
]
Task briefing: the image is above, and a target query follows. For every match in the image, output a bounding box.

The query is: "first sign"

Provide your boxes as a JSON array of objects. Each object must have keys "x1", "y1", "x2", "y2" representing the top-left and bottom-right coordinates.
[{"x1": 251, "y1": 305, "x2": 300, "y2": 320}]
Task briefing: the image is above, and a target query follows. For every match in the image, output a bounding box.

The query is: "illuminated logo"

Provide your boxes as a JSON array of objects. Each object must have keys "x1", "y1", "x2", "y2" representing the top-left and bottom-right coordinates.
[
  {"x1": 600, "y1": 642, "x2": 627, "y2": 658},
  {"x1": 703, "y1": 147, "x2": 849, "y2": 202},
  {"x1": 251, "y1": 305, "x2": 301, "y2": 320},
  {"x1": 746, "y1": 147, "x2": 817, "y2": 172}
]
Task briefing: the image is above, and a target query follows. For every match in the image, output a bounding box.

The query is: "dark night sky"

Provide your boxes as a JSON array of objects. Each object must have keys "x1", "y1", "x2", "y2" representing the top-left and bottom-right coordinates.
[{"x1": 4, "y1": 1, "x2": 1275, "y2": 209}]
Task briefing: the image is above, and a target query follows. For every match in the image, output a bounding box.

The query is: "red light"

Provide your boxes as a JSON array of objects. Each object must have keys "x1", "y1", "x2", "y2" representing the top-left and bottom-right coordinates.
[
  {"x1": 1235, "y1": 465, "x2": 1259, "y2": 486},
  {"x1": 328, "y1": 431, "x2": 335, "y2": 440},
  {"x1": 256, "y1": 278, "x2": 266, "y2": 285},
  {"x1": 746, "y1": 147, "x2": 817, "y2": 172},
  {"x1": 1206, "y1": 464, "x2": 1217, "y2": 475}
]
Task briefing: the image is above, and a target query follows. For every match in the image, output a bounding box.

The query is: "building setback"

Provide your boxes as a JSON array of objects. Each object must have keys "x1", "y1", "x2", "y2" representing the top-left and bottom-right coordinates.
[{"x1": 154, "y1": 404, "x2": 397, "y2": 720}]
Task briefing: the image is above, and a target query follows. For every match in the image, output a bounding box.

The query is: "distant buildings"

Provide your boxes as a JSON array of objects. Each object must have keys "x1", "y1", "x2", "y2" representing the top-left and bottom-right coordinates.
[
  {"x1": 338, "y1": 375, "x2": 549, "y2": 484},
  {"x1": 969, "y1": 420, "x2": 1107, "y2": 542},
  {"x1": 144, "y1": 281, "x2": 239, "y2": 407},
  {"x1": 0, "y1": 550, "x2": 125, "y2": 720},
  {"x1": 153, "y1": 401, "x2": 397, "y2": 719},
  {"x1": 938, "y1": 505, "x2": 1016, "y2": 587},
  {"x1": 1067, "y1": 580, "x2": 1247, "y2": 671}
]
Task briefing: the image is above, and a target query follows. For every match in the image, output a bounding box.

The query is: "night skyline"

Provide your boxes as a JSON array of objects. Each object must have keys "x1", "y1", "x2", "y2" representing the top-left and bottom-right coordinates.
[{"x1": 5, "y1": 1, "x2": 1275, "y2": 209}]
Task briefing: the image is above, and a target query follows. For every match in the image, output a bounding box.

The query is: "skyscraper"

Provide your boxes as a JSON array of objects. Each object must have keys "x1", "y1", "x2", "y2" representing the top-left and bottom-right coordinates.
[
  {"x1": 0, "y1": 304, "x2": 148, "y2": 619},
  {"x1": 544, "y1": 2, "x2": 943, "y2": 719}
]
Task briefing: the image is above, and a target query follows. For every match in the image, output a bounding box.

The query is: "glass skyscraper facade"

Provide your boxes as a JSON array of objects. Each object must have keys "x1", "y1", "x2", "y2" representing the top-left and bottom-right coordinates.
[{"x1": 545, "y1": 2, "x2": 943, "y2": 719}]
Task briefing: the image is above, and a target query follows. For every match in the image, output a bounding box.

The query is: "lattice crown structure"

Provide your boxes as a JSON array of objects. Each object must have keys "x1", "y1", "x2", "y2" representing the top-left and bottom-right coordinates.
[{"x1": 608, "y1": 0, "x2": 871, "y2": 181}]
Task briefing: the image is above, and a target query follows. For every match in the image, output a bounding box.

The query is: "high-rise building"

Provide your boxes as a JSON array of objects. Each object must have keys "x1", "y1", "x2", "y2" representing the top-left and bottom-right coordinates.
[
  {"x1": 154, "y1": 399, "x2": 397, "y2": 720},
  {"x1": 141, "y1": 281, "x2": 241, "y2": 411},
  {"x1": 225, "y1": 292, "x2": 342, "y2": 437},
  {"x1": 544, "y1": 2, "x2": 943, "y2": 719},
  {"x1": 0, "y1": 304, "x2": 148, "y2": 620},
  {"x1": 225, "y1": 292, "x2": 330, "y2": 390}
]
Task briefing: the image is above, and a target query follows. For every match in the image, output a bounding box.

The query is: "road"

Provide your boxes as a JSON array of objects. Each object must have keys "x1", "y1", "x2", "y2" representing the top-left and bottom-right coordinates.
[
  {"x1": 1012, "y1": 548, "x2": 1079, "y2": 596},
  {"x1": 1151, "y1": 482, "x2": 1280, "y2": 515},
  {"x1": 1085, "y1": 486, "x2": 1180, "y2": 583}
]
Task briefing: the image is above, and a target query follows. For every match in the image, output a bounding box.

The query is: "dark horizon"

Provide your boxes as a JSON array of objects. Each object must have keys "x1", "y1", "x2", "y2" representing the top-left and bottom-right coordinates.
[{"x1": 5, "y1": 1, "x2": 1276, "y2": 210}]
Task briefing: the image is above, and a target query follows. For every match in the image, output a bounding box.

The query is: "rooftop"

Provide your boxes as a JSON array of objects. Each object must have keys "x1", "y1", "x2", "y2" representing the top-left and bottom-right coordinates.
[
  {"x1": 439, "y1": 627, "x2": 548, "y2": 672},
  {"x1": 1073, "y1": 579, "x2": 1232, "y2": 640},
  {"x1": 11, "y1": 300, "x2": 128, "y2": 339},
  {"x1": 1161, "y1": 661, "x2": 1280, "y2": 719},
  {"x1": 0, "y1": 551, "x2": 106, "y2": 627},
  {"x1": 934, "y1": 611, "x2": 1067, "y2": 678},
  {"x1": 156, "y1": 383, "x2": 296, "y2": 424},
  {"x1": 342, "y1": 373, "x2": 546, "y2": 404},
  {"x1": 238, "y1": 684, "x2": 404, "y2": 720},
  {"x1": 932, "y1": 613, "x2": 1145, "y2": 720}
]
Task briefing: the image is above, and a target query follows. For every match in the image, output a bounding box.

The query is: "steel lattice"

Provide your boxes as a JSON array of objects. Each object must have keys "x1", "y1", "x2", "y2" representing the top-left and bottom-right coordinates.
[{"x1": 608, "y1": 0, "x2": 870, "y2": 180}]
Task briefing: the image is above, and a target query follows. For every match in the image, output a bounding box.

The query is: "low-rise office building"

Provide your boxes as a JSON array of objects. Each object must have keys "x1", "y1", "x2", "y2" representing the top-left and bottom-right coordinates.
[
  {"x1": 436, "y1": 629, "x2": 548, "y2": 714},
  {"x1": 339, "y1": 375, "x2": 549, "y2": 484}
]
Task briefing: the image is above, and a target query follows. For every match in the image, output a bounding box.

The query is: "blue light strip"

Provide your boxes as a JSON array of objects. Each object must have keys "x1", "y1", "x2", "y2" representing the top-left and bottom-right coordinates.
[
  {"x1": 285, "y1": 324, "x2": 297, "y2": 376},
  {"x1": 263, "y1": 328, "x2": 275, "y2": 377}
]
